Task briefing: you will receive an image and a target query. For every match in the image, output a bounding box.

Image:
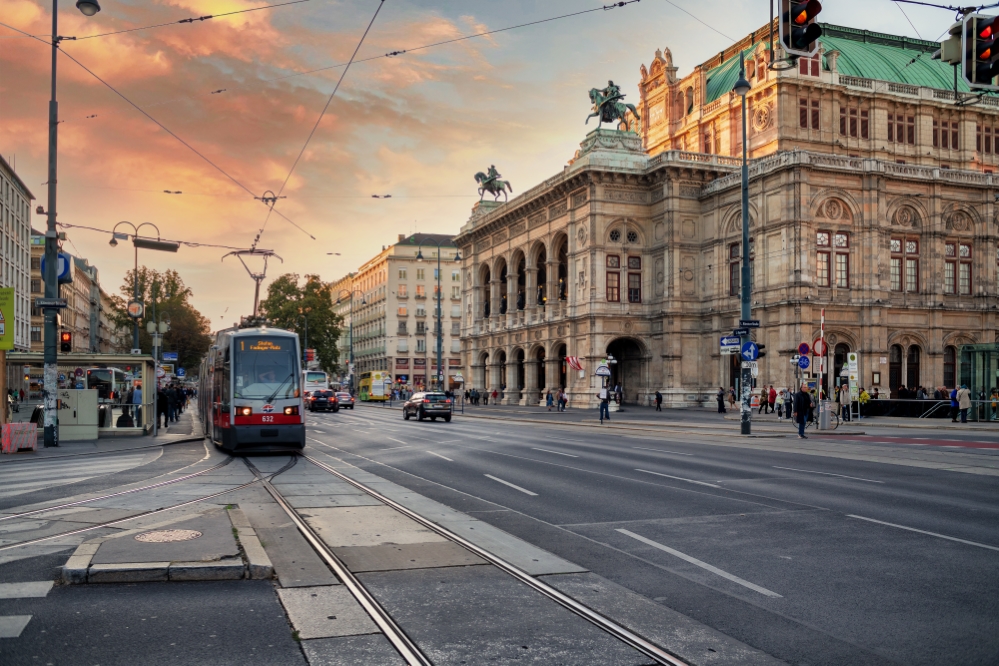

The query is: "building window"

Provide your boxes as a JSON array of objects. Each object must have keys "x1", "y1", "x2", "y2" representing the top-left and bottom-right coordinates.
[
  {"x1": 416, "y1": 305, "x2": 426, "y2": 317},
  {"x1": 397, "y1": 284, "x2": 407, "y2": 297},
  {"x1": 933, "y1": 120, "x2": 959, "y2": 149},
  {"x1": 415, "y1": 285, "x2": 425, "y2": 297},
  {"x1": 627, "y1": 272, "x2": 641, "y2": 303},
  {"x1": 452, "y1": 270, "x2": 460, "y2": 282},
  {"x1": 839, "y1": 107, "x2": 869, "y2": 139},
  {"x1": 890, "y1": 237, "x2": 919, "y2": 292},
  {"x1": 30, "y1": 326, "x2": 41, "y2": 342},
  {"x1": 610, "y1": 230, "x2": 621, "y2": 242},
  {"x1": 399, "y1": 268, "x2": 407, "y2": 279},
  {"x1": 416, "y1": 339, "x2": 426, "y2": 353},
  {"x1": 943, "y1": 346, "x2": 957, "y2": 388},
  {"x1": 728, "y1": 243, "x2": 740, "y2": 295},
  {"x1": 606, "y1": 254, "x2": 621, "y2": 302},
  {"x1": 834, "y1": 232, "x2": 850, "y2": 288},
  {"x1": 977, "y1": 125, "x2": 996, "y2": 154},
  {"x1": 398, "y1": 306, "x2": 407, "y2": 316},
  {"x1": 887, "y1": 113, "x2": 915, "y2": 144},
  {"x1": 798, "y1": 55, "x2": 820, "y2": 76},
  {"x1": 451, "y1": 286, "x2": 460, "y2": 299},
  {"x1": 31, "y1": 279, "x2": 41, "y2": 294},
  {"x1": 416, "y1": 268, "x2": 425, "y2": 280},
  {"x1": 30, "y1": 257, "x2": 40, "y2": 270}
]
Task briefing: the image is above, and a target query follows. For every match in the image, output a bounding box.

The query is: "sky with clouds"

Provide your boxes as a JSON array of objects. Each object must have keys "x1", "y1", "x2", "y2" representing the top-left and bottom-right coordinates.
[{"x1": 0, "y1": 0, "x2": 960, "y2": 326}]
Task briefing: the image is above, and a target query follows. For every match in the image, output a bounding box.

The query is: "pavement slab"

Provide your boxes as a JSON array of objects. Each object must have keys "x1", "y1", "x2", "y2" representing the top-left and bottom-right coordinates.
[
  {"x1": 358, "y1": 565, "x2": 657, "y2": 666},
  {"x1": 333, "y1": 541, "x2": 487, "y2": 573},
  {"x1": 255, "y1": 526, "x2": 340, "y2": 588},
  {"x1": 90, "y1": 510, "x2": 240, "y2": 564},
  {"x1": 287, "y1": 494, "x2": 383, "y2": 509},
  {"x1": 277, "y1": 585, "x2": 379, "y2": 639},
  {"x1": 302, "y1": 505, "x2": 446, "y2": 548},
  {"x1": 301, "y1": 634, "x2": 406, "y2": 666}
]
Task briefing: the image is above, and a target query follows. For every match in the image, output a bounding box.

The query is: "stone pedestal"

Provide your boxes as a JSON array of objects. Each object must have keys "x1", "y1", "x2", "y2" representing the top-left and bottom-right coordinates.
[{"x1": 568, "y1": 129, "x2": 648, "y2": 172}]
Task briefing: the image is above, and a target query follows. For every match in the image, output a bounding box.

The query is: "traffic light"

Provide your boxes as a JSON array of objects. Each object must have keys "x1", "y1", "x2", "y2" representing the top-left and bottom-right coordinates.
[
  {"x1": 757, "y1": 344, "x2": 767, "y2": 358},
  {"x1": 60, "y1": 331, "x2": 72, "y2": 352},
  {"x1": 780, "y1": 0, "x2": 823, "y2": 58},
  {"x1": 965, "y1": 13, "x2": 999, "y2": 90}
]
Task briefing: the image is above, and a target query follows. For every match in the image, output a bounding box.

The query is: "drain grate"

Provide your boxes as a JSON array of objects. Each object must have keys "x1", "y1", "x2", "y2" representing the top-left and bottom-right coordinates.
[{"x1": 135, "y1": 529, "x2": 203, "y2": 543}]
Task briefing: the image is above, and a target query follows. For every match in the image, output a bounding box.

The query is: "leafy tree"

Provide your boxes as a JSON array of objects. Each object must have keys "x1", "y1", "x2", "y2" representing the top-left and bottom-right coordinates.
[
  {"x1": 259, "y1": 274, "x2": 342, "y2": 374},
  {"x1": 107, "y1": 268, "x2": 212, "y2": 373}
]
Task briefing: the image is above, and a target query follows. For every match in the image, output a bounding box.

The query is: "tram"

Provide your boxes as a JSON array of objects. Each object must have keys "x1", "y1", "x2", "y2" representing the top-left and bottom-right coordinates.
[{"x1": 199, "y1": 325, "x2": 306, "y2": 453}]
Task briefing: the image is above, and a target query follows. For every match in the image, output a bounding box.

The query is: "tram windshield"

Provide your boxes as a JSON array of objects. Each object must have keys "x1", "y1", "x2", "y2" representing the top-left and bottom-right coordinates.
[{"x1": 233, "y1": 336, "x2": 300, "y2": 400}]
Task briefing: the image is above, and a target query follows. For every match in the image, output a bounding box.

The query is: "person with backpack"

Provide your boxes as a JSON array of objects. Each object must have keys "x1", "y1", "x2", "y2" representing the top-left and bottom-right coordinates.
[
  {"x1": 950, "y1": 386, "x2": 960, "y2": 422},
  {"x1": 957, "y1": 385, "x2": 972, "y2": 423},
  {"x1": 654, "y1": 390, "x2": 663, "y2": 412}
]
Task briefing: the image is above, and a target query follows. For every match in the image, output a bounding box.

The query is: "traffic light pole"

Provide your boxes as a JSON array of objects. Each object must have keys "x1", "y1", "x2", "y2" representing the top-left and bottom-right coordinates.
[
  {"x1": 738, "y1": 55, "x2": 753, "y2": 436},
  {"x1": 42, "y1": 0, "x2": 62, "y2": 447}
]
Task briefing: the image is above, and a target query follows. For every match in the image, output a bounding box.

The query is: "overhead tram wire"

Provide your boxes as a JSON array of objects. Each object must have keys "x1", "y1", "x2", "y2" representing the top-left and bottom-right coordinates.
[
  {"x1": 0, "y1": 20, "x2": 313, "y2": 241},
  {"x1": 268, "y1": 1, "x2": 643, "y2": 83},
  {"x1": 251, "y1": 0, "x2": 386, "y2": 250},
  {"x1": 660, "y1": 0, "x2": 735, "y2": 42},
  {"x1": 56, "y1": 221, "x2": 272, "y2": 252}
]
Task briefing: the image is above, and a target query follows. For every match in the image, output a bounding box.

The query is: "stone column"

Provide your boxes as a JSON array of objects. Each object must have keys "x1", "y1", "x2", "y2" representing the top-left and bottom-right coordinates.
[
  {"x1": 503, "y1": 353, "x2": 521, "y2": 404},
  {"x1": 506, "y1": 272, "x2": 517, "y2": 325},
  {"x1": 472, "y1": 361, "x2": 486, "y2": 392},
  {"x1": 545, "y1": 358, "x2": 561, "y2": 391},
  {"x1": 525, "y1": 267, "x2": 538, "y2": 321},
  {"x1": 488, "y1": 361, "x2": 502, "y2": 398},
  {"x1": 489, "y1": 279, "x2": 500, "y2": 322},
  {"x1": 522, "y1": 360, "x2": 540, "y2": 405}
]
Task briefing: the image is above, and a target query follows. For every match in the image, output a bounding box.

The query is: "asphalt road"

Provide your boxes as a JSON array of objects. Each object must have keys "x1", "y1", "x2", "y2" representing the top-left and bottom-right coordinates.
[{"x1": 305, "y1": 405, "x2": 999, "y2": 666}]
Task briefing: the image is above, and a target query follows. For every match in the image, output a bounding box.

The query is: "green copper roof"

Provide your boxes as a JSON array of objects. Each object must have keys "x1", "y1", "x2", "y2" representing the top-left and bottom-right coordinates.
[{"x1": 703, "y1": 23, "x2": 971, "y2": 105}]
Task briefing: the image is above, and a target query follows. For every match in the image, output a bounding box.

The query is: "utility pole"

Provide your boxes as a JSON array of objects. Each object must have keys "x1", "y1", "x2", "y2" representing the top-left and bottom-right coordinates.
[{"x1": 734, "y1": 55, "x2": 753, "y2": 435}]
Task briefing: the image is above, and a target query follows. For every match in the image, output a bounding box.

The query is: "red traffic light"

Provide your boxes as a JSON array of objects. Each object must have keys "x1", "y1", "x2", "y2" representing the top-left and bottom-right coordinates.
[
  {"x1": 781, "y1": 0, "x2": 823, "y2": 57},
  {"x1": 793, "y1": 0, "x2": 821, "y2": 24},
  {"x1": 60, "y1": 331, "x2": 72, "y2": 352}
]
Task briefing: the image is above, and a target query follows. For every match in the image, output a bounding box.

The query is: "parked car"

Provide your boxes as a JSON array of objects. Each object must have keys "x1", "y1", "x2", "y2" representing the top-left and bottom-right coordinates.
[
  {"x1": 308, "y1": 390, "x2": 339, "y2": 413},
  {"x1": 403, "y1": 392, "x2": 452, "y2": 422},
  {"x1": 336, "y1": 392, "x2": 355, "y2": 409}
]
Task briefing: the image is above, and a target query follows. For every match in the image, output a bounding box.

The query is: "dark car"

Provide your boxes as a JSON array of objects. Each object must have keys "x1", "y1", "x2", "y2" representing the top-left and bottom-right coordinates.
[
  {"x1": 403, "y1": 392, "x2": 452, "y2": 422},
  {"x1": 309, "y1": 390, "x2": 339, "y2": 413},
  {"x1": 336, "y1": 392, "x2": 355, "y2": 409}
]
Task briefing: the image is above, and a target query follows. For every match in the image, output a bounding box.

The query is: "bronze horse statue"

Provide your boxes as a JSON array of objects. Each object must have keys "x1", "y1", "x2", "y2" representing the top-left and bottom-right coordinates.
[
  {"x1": 475, "y1": 172, "x2": 513, "y2": 202},
  {"x1": 586, "y1": 85, "x2": 640, "y2": 131}
]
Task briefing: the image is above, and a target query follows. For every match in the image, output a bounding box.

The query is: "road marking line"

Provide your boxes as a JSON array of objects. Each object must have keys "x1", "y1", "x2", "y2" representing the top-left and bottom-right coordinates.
[
  {"x1": 847, "y1": 515, "x2": 999, "y2": 552},
  {"x1": 634, "y1": 469, "x2": 720, "y2": 488},
  {"x1": 437, "y1": 440, "x2": 460, "y2": 444},
  {"x1": 387, "y1": 437, "x2": 408, "y2": 447},
  {"x1": 773, "y1": 466, "x2": 884, "y2": 484},
  {"x1": 380, "y1": 446, "x2": 410, "y2": 451},
  {"x1": 426, "y1": 451, "x2": 453, "y2": 462},
  {"x1": 616, "y1": 529, "x2": 782, "y2": 598},
  {"x1": 0, "y1": 581, "x2": 53, "y2": 599},
  {"x1": 633, "y1": 446, "x2": 694, "y2": 456},
  {"x1": 0, "y1": 615, "x2": 32, "y2": 638},
  {"x1": 531, "y1": 448, "x2": 578, "y2": 458},
  {"x1": 484, "y1": 474, "x2": 538, "y2": 496}
]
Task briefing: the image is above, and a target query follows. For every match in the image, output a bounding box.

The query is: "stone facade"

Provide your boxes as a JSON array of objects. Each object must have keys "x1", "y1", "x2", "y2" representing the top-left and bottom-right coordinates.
[
  {"x1": 0, "y1": 156, "x2": 34, "y2": 352},
  {"x1": 455, "y1": 24, "x2": 999, "y2": 407}
]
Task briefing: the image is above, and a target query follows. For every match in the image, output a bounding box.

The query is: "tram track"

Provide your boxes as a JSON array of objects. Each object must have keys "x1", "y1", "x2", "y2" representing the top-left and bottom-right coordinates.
[
  {"x1": 0, "y1": 435, "x2": 206, "y2": 465},
  {"x1": 255, "y1": 451, "x2": 687, "y2": 666}
]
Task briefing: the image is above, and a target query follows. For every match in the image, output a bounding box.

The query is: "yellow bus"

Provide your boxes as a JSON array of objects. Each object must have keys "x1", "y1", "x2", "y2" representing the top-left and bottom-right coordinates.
[{"x1": 358, "y1": 371, "x2": 391, "y2": 401}]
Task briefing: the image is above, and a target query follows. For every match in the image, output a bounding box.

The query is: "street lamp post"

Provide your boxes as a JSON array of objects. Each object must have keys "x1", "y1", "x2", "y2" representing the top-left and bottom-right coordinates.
[
  {"x1": 40, "y1": 0, "x2": 101, "y2": 447},
  {"x1": 734, "y1": 54, "x2": 753, "y2": 435},
  {"x1": 110, "y1": 222, "x2": 180, "y2": 351},
  {"x1": 336, "y1": 289, "x2": 366, "y2": 395},
  {"x1": 416, "y1": 240, "x2": 461, "y2": 393}
]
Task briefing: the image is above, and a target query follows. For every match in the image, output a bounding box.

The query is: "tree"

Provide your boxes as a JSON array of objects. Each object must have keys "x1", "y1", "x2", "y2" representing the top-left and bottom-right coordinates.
[
  {"x1": 259, "y1": 274, "x2": 342, "y2": 374},
  {"x1": 108, "y1": 268, "x2": 212, "y2": 373}
]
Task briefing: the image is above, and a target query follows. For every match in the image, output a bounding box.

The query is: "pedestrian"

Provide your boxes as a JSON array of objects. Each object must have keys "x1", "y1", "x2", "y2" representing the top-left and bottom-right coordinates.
[
  {"x1": 757, "y1": 386, "x2": 768, "y2": 414},
  {"x1": 558, "y1": 388, "x2": 567, "y2": 412},
  {"x1": 654, "y1": 390, "x2": 663, "y2": 412},
  {"x1": 775, "y1": 388, "x2": 784, "y2": 420},
  {"x1": 989, "y1": 387, "x2": 998, "y2": 421},
  {"x1": 949, "y1": 386, "x2": 959, "y2": 422},
  {"x1": 768, "y1": 385, "x2": 776, "y2": 414},
  {"x1": 792, "y1": 382, "x2": 812, "y2": 439},
  {"x1": 546, "y1": 389, "x2": 554, "y2": 411},
  {"x1": 491, "y1": 388, "x2": 499, "y2": 404},
  {"x1": 19, "y1": 388, "x2": 24, "y2": 402},
  {"x1": 727, "y1": 386, "x2": 736, "y2": 409},
  {"x1": 157, "y1": 387, "x2": 169, "y2": 429},
  {"x1": 597, "y1": 385, "x2": 610, "y2": 424},
  {"x1": 839, "y1": 382, "x2": 851, "y2": 422},
  {"x1": 957, "y1": 384, "x2": 971, "y2": 423},
  {"x1": 716, "y1": 387, "x2": 726, "y2": 413},
  {"x1": 132, "y1": 382, "x2": 143, "y2": 424}
]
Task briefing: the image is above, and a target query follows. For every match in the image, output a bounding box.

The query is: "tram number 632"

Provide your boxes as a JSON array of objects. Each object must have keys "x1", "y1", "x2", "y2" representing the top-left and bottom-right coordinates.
[{"x1": 262, "y1": 416, "x2": 274, "y2": 423}]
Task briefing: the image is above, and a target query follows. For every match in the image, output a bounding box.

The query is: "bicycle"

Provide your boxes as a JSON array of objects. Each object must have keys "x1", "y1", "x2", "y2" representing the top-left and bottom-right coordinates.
[{"x1": 808, "y1": 407, "x2": 840, "y2": 430}]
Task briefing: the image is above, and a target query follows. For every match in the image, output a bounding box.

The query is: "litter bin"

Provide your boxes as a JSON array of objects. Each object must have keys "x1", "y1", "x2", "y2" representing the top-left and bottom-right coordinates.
[{"x1": 818, "y1": 400, "x2": 835, "y2": 430}]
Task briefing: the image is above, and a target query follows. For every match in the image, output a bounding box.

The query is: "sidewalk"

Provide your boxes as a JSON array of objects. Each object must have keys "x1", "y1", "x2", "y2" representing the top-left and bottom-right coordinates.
[{"x1": 365, "y1": 401, "x2": 998, "y2": 433}]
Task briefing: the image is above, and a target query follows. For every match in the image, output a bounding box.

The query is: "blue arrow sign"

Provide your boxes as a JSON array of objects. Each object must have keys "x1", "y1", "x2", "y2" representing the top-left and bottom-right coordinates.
[
  {"x1": 176, "y1": 367, "x2": 186, "y2": 377},
  {"x1": 720, "y1": 336, "x2": 741, "y2": 347},
  {"x1": 741, "y1": 341, "x2": 759, "y2": 361},
  {"x1": 798, "y1": 356, "x2": 811, "y2": 369}
]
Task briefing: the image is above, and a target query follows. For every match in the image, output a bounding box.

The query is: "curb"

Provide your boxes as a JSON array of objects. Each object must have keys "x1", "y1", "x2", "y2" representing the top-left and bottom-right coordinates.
[{"x1": 61, "y1": 505, "x2": 272, "y2": 584}]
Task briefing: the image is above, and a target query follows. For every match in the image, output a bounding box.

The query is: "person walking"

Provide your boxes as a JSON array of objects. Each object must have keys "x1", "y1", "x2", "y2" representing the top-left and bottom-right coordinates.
[
  {"x1": 839, "y1": 382, "x2": 851, "y2": 422},
  {"x1": 949, "y1": 386, "x2": 959, "y2": 422},
  {"x1": 768, "y1": 385, "x2": 777, "y2": 414},
  {"x1": 132, "y1": 382, "x2": 143, "y2": 425},
  {"x1": 757, "y1": 386, "x2": 768, "y2": 414},
  {"x1": 716, "y1": 387, "x2": 726, "y2": 413},
  {"x1": 156, "y1": 387, "x2": 169, "y2": 429},
  {"x1": 597, "y1": 385, "x2": 610, "y2": 424},
  {"x1": 957, "y1": 384, "x2": 972, "y2": 423},
  {"x1": 775, "y1": 388, "x2": 784, "y2": 420},
  {"x1": 654, "y1": 390, "x2": 663, "y2": 412},
  {"x1": 727, "y1": 386, "x2": 736, "y2": 410},
  {"x1": 792, "y1": 383, "x2": 812, "y2": 439},
  {"x1": 546, "y1": 390, "x2": 554, "y2": 411}
]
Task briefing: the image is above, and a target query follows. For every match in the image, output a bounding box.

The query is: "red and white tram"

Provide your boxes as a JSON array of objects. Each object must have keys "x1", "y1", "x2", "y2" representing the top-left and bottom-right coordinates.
[{"x1": 200, "y1": 325, "x2": 306, "y2": 453}]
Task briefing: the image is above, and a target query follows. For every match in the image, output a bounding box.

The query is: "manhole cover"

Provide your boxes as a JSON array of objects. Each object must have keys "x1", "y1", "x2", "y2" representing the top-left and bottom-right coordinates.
[{"x1": 135, "y1": 529, "x2": 203, "y2": 543}]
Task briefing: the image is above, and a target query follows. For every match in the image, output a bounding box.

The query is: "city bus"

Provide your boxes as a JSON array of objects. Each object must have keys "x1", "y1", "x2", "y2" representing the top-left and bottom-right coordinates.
[
  {"x1": 302, "y1": 370, "x2": 329, "y2": 397},
  {"x1": 358, "y1": 371, "x2": 390, "y2": 401},
  {"x1": 86, "y1": 367, "x2": 129, "y2": 403}
]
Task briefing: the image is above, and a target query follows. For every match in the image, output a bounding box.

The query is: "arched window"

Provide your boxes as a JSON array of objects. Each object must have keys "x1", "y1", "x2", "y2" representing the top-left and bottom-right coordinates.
[
  {"x1": 943, "y1": 346, "x2": 957, "y2": 389},
  {"x1": 889, "y1": 344, "x2": 903, "y2": 397},
  {"x1": 906, "y1": 345, "x2": 921, "y2": 389},
  {"x1": 685, "y1": 87, "x2": 694, "y2": 115}
]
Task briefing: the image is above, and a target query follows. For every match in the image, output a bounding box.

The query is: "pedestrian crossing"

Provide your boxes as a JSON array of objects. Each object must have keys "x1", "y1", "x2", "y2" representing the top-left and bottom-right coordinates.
[
  {"x1": 0, "y1": 453, "x2": 150, "y2": 499},
  {"x1": 0, "y1": 580, "x2": 51, "y2": 638}
]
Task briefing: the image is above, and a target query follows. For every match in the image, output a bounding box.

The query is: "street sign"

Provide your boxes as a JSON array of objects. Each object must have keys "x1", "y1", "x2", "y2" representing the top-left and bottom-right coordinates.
[
  {"x1": 40, "y1": 252, "x2": 72, "y2": 283},
  {"x1": 176, "y1": 368, "x2": 186, "y2": 377},
  {"x1": 160, "y1": 363, "x2": 175, "y2": 376},
  {"x1": 58, "y1": 373, "x2": 66, "y2": 381},
  {"x1": 74, "y1": 368, "x2": 83, "y2": 376},
  {"x1": 595, "y1": 361, "x2": 612, "y2": 377},
  {"x1": 741, "y1": 341, "x2": 759, "y2": 361},
  {"x1": 732, "y1": 328, "x2": 749, "y2": 337},
  {"x1": 34, "y1": 297, "x2": 68, "y2": 309},
  {"x1": 812, "y1": 339, "x2": 828, "y2": 356},
  {"x1": 739, "y1": 319, "x2": 761, "y2": 328},
  {"x1": 162, "y1": 352, "x2": 178, "y2": 362},
  {"x1": 847, "y1": 352, "x2": 859, "y2": 372},
  {"x1": 750, "y1": 361, "x2": 759, "y2": 378},
  {"x1": 156, "y1": 367, "x2": 166, "y2": 379},
  {"x1": 798, "y1": 342, "x2": 811, "y2": 356},
  {"x1": 127, "y1": 301, "x2": 144, "y2": 319},
  {"x1": 720, "y1": 336, "x2": 740, "y2": 355},
  {"x1": 798, "y1": 356, "x2": 811, "y2": 369}
]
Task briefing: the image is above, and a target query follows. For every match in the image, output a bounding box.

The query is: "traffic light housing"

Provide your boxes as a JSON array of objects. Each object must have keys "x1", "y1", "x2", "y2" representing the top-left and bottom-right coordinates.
[
  {"x1": 964, "y1": 13, "x2": 999, "y2": 90},
  {"x1": 60, "y1": 331, "x2": 72, "y2": 352},
  {"x1": 757, "y1": 344, "x2": 767, "y2": 358},
  {"x1": 780, "y1": 0, "x2": 823, "y2": 58}
]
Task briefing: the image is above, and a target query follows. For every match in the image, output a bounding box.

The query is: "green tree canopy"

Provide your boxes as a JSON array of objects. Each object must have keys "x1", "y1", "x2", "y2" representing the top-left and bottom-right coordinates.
[
  {"x1": 107, "y1": 267, "x2": 212, "y2": 374},
  {"x1": 259, "y1": 274, "x2": 342, "y2": 374}
]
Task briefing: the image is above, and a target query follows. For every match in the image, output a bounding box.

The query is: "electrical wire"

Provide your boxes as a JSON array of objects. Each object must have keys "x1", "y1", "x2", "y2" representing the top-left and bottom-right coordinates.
[
  {"x1": 56, "y1": 221, "x2": 269, "y2": 252},
  {"x1": 892, "y1": 1, "x2": 925, "y2": 39},
  {"x1": 70, "y1": 0, "x2": 310, "y2": 41},
  {"x1": 269, "y1": 1, "x2": 643, "y2": 82},
  {"x1": 0, "y1": 19, "x2": 312, "y2": 240},
  {"x1": 251, "y1": 0, "x2": 385, "y2": 249},
  {"x1": 661, "y1": 0, "x2": 735, "y2": 43}
]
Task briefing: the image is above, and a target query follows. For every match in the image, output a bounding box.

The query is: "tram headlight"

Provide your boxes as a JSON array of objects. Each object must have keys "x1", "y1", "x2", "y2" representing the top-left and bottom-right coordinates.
[
  {"x1": 284, "y1": 406, "x2": 299, "y2": 416},
  {"x1": 237, "y1": 407, "x2": 252, "y2": 416}
]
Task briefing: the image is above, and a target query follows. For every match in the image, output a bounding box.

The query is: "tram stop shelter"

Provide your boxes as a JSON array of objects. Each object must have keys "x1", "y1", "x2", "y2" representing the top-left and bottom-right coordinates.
[{"x1": 4, "y1": 352, "x2": 157, "y2": 438}]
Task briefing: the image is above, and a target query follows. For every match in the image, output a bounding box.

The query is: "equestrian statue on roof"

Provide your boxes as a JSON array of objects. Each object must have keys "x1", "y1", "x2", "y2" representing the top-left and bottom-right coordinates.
[
  {"x1": 586, "y1": 80, "x2": 640, "y2": 131},
  {"x1": 474, "y1": 164, "x2": 513, "y2": 202}
]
